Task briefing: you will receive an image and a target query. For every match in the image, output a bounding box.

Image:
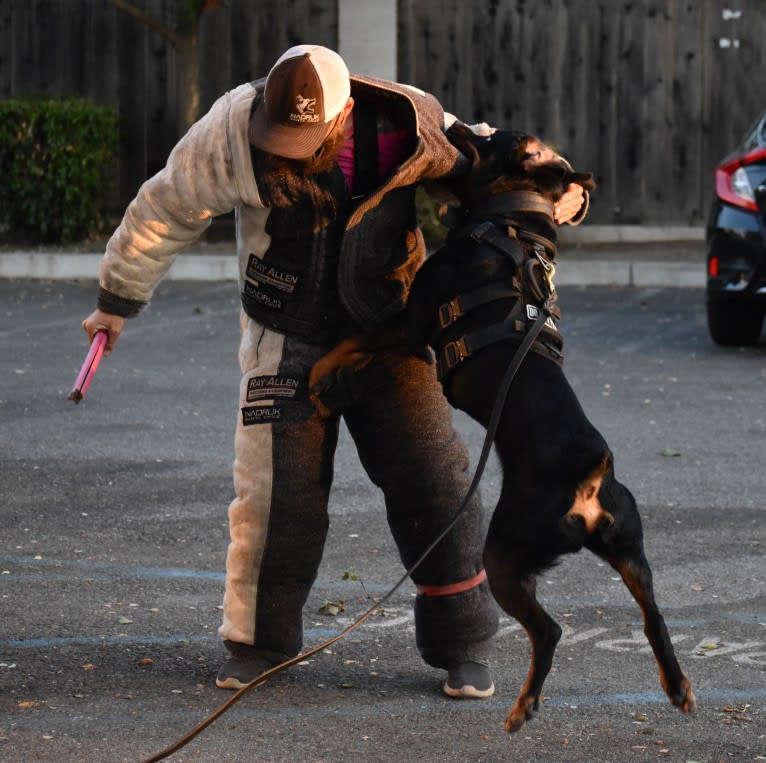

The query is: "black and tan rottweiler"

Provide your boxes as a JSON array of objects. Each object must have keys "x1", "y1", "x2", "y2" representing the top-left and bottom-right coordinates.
[{"x1": 309, "y1": 124, "x2": 696, "y2": 733}]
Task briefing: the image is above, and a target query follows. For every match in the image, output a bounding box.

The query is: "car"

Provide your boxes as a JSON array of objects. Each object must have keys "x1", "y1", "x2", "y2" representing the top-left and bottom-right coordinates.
[{"x1": 705, "y1": 109, "x2": 766, "y2": 346}]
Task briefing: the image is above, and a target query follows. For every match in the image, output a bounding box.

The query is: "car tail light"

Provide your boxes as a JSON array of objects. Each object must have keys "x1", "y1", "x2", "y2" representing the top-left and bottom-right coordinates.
[
  {"x1": 708, "y1": 255, "x2": 719, "y2": 278},
  {"x1": 715, "y1": 147, "x2": 766, "y2": 211}
]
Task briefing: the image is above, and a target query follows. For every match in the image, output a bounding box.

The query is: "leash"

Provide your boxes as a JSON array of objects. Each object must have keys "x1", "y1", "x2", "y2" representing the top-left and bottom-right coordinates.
[{"x1": 140, "y1": 302, "x2": 554, "y2": 763}]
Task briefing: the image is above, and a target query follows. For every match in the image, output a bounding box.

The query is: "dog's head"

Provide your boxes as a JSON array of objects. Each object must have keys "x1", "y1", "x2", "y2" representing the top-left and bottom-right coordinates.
[{"x1": 445, "y1": 123, "x2": 596, "y2": 210}]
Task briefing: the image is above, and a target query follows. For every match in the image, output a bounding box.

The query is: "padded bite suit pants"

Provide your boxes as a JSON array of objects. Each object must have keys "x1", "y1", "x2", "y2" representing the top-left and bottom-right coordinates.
[{"x1": 219, "y1": 313, "x2": 498, "y2": 669}]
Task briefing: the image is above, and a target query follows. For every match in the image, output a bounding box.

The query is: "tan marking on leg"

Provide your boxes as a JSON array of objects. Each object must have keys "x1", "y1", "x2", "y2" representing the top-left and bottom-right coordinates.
[{"x1": 564, "y1": 455, "x2": 614, "y2": 532}]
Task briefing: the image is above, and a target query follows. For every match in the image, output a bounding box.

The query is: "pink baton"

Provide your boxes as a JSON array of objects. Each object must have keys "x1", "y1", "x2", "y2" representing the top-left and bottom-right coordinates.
[{"x1": 68, "y1": 330, "x2": 108, "y2": 404}]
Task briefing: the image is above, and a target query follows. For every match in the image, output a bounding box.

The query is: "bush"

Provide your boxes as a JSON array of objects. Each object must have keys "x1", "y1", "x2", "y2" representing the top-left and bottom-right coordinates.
[
  {"x1": 0, "y1": 98, "x2": 118, "y2": 243},
  {"x1": 416, "y1": 186, "x2": 449, "y2": 251}
]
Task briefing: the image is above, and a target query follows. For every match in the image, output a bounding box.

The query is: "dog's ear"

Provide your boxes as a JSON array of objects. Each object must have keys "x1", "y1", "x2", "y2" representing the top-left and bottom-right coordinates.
[
  {"x1": 445, "y1": 122, "x2": 486, "y2": 165},
  {"x1": 563, "y1": 170, "x2": 597, "y2": 192}
]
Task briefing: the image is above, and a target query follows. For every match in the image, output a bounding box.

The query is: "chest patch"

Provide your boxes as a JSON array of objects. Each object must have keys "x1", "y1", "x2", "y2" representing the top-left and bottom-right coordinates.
[
  {"x1": 246, "y1": 254, "x2": 299, "y2": 294},
  {"x1": 243, "y1": 281, "x2": 283, "y2": 311}
]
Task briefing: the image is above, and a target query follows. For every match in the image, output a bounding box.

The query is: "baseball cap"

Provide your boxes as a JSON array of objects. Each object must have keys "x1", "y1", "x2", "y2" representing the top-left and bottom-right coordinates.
[{"x1": 249, "y1": 44, "x2": 351, "y2": 160}]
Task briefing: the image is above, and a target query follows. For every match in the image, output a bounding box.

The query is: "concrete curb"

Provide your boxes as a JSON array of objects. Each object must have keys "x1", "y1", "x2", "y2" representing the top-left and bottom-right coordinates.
[
  {"x1": 0, "y1": 252, "x2": 240, "y2": 282},
  {"x1": 0, "y1": 226, "x2": 707, "y2": 288},
  {"x1": 0, "y1": 251, "x2": 706, "y2": 288}
]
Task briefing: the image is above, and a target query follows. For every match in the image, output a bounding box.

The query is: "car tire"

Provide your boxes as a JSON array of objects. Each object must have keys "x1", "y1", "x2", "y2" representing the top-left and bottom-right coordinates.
[{"x1": 707, "y1": 301, "x2": 764, "y2": 346}]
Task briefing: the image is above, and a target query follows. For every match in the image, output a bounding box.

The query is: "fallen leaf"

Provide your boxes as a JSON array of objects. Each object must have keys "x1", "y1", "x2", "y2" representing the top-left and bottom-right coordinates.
[
  {"x1": 319, "y1": 600, "x2": 345, "y2": 616},
  {"x1": 137, "y1": 658, "x2": 153, "y2": 666},
  {"x1": 80, "y1": 663, "x2": 96, "y2": 671},
  {"x1": 690, "y1": 584, "x2": 704, "y2": 592},
  {"x1": 17, "y1": 700, "x2": 37, "y2": 708},
  {"x1": 660, "y1": 448, "x2": 681, "y2": 457},
  {"x1": 117, "y1": 616, "x2": 133, "y2": 624}
]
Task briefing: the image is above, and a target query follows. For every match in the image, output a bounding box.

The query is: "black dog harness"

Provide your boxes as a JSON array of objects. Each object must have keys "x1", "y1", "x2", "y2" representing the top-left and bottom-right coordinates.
[{"x1": 433, "y1": 192, "x2": 564, "y2": 382}]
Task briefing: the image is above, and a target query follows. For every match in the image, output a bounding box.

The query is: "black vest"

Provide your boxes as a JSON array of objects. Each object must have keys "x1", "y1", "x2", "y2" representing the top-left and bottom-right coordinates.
[{"x1": 241, "y1": 161, "x2": 355, "y2": 343}]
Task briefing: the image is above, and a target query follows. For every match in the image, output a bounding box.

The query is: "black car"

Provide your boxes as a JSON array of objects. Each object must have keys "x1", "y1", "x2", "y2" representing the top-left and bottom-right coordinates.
[{"x1": 705, "y1": 110, "x2": 766, "y2": 345}]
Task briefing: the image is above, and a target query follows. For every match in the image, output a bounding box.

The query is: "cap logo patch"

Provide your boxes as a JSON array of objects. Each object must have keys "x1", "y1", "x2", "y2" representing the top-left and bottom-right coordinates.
[{"x1": 292, "y1": 94, "x2": 320, "y2": 123}]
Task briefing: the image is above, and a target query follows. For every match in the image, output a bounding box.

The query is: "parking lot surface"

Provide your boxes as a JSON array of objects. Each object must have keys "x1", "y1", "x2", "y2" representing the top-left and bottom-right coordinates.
[{"x1": 1, "y1": 278, "x2": 764, "y2": 762}]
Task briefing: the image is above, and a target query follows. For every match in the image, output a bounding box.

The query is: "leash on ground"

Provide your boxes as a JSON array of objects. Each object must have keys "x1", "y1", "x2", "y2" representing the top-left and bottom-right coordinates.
[{"x1": 139, "y1": 302, "x2": 554, "y2": 763}]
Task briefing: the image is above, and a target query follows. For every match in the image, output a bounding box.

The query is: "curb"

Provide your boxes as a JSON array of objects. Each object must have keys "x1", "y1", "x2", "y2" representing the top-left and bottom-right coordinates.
[{"x1": 0, "y1": 226, "x2": 707, "y2": 288}]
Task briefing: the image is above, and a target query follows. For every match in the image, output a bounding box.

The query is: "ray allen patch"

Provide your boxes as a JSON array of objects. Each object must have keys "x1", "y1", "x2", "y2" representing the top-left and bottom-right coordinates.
[
  {"x1": 246, "y1": 254, "x2": 298, "y2": 293},
  {"x1": 246, "y1": 375, "x2": 300, "y2": 402},
  {"x1": 241, "y1": 404, "x2": 284, "y2": 426}
]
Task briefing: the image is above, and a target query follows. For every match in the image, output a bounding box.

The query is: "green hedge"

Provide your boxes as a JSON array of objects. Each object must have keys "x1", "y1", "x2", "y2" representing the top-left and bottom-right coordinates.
[{"x1": 0, "y1": 98, "x2": 118, "y2": 243}]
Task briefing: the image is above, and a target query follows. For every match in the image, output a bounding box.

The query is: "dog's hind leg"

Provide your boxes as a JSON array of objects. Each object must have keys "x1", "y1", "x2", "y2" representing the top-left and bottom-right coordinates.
[
  {"x1": 587, "y1": 480, "x2": 696, "y2": 714},
  {"x1": 484, "y1": 536, "x2": 562, "y2": 733}
]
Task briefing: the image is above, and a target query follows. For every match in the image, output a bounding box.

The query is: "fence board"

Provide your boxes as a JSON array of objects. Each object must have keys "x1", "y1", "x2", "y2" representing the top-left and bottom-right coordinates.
[{"x1": 1, "y1": 0, "x2": 764, "y2": 225}]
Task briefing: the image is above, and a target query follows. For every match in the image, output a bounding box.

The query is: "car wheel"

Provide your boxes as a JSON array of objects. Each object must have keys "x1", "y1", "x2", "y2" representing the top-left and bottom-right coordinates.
[{"x1": 707, "y1": 301, "x2": 764, "y2": 346}]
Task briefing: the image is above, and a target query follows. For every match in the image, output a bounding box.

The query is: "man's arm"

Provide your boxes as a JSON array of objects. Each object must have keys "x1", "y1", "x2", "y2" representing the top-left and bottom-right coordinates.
[{"x1": 85, "y1": 87, "x2": 253, "y2": 351}]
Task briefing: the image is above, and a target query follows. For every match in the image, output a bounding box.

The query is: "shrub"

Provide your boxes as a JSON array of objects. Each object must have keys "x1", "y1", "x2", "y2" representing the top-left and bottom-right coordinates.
[
  {"x1": 0, "y1": 98, "x2": 118, "y2": 243},
  {"x1": 416, "y1": 185, "x2": 449, "y2": 251}
]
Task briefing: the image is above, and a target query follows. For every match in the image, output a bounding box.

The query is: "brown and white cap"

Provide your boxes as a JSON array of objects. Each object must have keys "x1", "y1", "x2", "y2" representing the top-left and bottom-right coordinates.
[{"x1": 249, "y1": 44, "x2": 351, "y2": 160}]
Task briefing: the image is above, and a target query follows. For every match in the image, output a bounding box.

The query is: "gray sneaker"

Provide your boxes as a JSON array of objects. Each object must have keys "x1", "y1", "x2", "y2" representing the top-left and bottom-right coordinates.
[
  {"x1": 215, "y1": 641, "x2": 289, "y2": 690},
  {"x1": 443, "y1": 661, "x2": 495, "y2": 699}
]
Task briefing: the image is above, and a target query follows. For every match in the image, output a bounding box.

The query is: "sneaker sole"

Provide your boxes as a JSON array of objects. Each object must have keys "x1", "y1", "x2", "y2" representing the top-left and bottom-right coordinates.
[
  {"x1": 443, "y1": 681, "x2": 495, "y2": 699},
  {"x1": 216, "y1": 675, "x2": 250, "y2": 690}
]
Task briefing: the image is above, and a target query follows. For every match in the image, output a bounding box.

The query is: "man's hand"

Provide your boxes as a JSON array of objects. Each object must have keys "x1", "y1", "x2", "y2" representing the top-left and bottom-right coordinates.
[
  {"x1": 81, "y1": 310, "x2": 125, "y2": 355},
  {"x1": 553, "y1": 183, "x2": 585, "y2": 224}
]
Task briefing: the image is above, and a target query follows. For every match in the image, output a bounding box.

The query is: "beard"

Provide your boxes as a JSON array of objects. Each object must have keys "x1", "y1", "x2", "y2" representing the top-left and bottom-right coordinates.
[{"x1": 252, "y1": 124, "x2": 349, "y2": 228}]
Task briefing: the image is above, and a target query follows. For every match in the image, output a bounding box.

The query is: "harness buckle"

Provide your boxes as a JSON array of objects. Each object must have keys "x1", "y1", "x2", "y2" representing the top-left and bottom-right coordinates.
[
  {"x1": 533, "y1": 249, "x2": 557, "y2": 296},
  {"x1": 443, "y1": 337, "x2": 471, "y2": 369},
  {"x1": 438, "y1": 297, "x2": 464, "y2": 329}
]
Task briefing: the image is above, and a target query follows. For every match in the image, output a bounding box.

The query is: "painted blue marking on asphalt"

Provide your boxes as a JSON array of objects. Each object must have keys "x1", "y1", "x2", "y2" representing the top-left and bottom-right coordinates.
[
  {"x1": 546, "y1": 687, "x2": 766, "y2": 707},
  {"x1": 0, "y1": 555, "x2": 224, "y2": 581},
  {"x1": 0, "y1": 628, "x2": 342, "y2": 650},
  {"x1": 0, "y1": 555, "x2": 392, "y2": 591}
]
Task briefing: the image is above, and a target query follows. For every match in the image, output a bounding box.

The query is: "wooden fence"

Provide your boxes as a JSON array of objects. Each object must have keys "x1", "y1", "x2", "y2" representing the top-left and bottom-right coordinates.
[{"x1": 1, "y1": 0, "x2": 764, "y2": 225}]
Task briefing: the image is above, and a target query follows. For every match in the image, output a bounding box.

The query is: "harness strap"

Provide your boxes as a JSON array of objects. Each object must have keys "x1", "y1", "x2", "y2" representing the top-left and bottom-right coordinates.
[
  {"x1": 437, "y1": 319, "x2": 521, "y2": 380},
  {"x1": 438, "y1": 282, "x2": 520, "y2": 329},
  {"x1": 478, "y1": 191, "x2": 556, "y2": 220},
  {"x1": 469, "y1": 221, "x2": 526, "y2": 269}
]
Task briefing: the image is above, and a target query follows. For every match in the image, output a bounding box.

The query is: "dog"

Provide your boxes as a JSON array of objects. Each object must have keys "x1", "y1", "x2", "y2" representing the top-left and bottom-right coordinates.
[{"x1": 309, "y1": 124, "x2": 696, "y2": 733}]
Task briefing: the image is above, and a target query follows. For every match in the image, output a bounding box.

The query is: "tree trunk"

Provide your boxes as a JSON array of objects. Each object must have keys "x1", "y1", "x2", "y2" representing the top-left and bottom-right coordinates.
[{"x1": 175, "y1": 25, "x2": 200, "y2": 136}]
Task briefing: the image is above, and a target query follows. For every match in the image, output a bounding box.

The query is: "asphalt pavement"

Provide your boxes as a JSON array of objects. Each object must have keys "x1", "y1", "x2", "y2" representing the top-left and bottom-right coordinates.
[{"x1": 1, "y1": 242, "x2": 765, "y2": 763}]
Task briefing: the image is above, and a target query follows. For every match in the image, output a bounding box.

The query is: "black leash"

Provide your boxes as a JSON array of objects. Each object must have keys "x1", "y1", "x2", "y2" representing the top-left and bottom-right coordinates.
[{"x1": 140, "y1": 301, "x2": 554, "y2": 763}]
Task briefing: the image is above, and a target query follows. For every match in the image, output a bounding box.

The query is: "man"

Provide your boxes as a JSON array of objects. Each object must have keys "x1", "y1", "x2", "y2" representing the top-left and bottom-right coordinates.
[{"x1": 81, "y1": 44, "x2": 586, "y2": 699}]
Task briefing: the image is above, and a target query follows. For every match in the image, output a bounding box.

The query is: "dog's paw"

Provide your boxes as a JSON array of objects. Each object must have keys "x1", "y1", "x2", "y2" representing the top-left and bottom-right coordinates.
[
  {"x1": 670, "y1": 677, "x2": 696, "y2": 714},
  {"x1": 504, "y1": 697, "x2": 537, "y2": 734}
]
